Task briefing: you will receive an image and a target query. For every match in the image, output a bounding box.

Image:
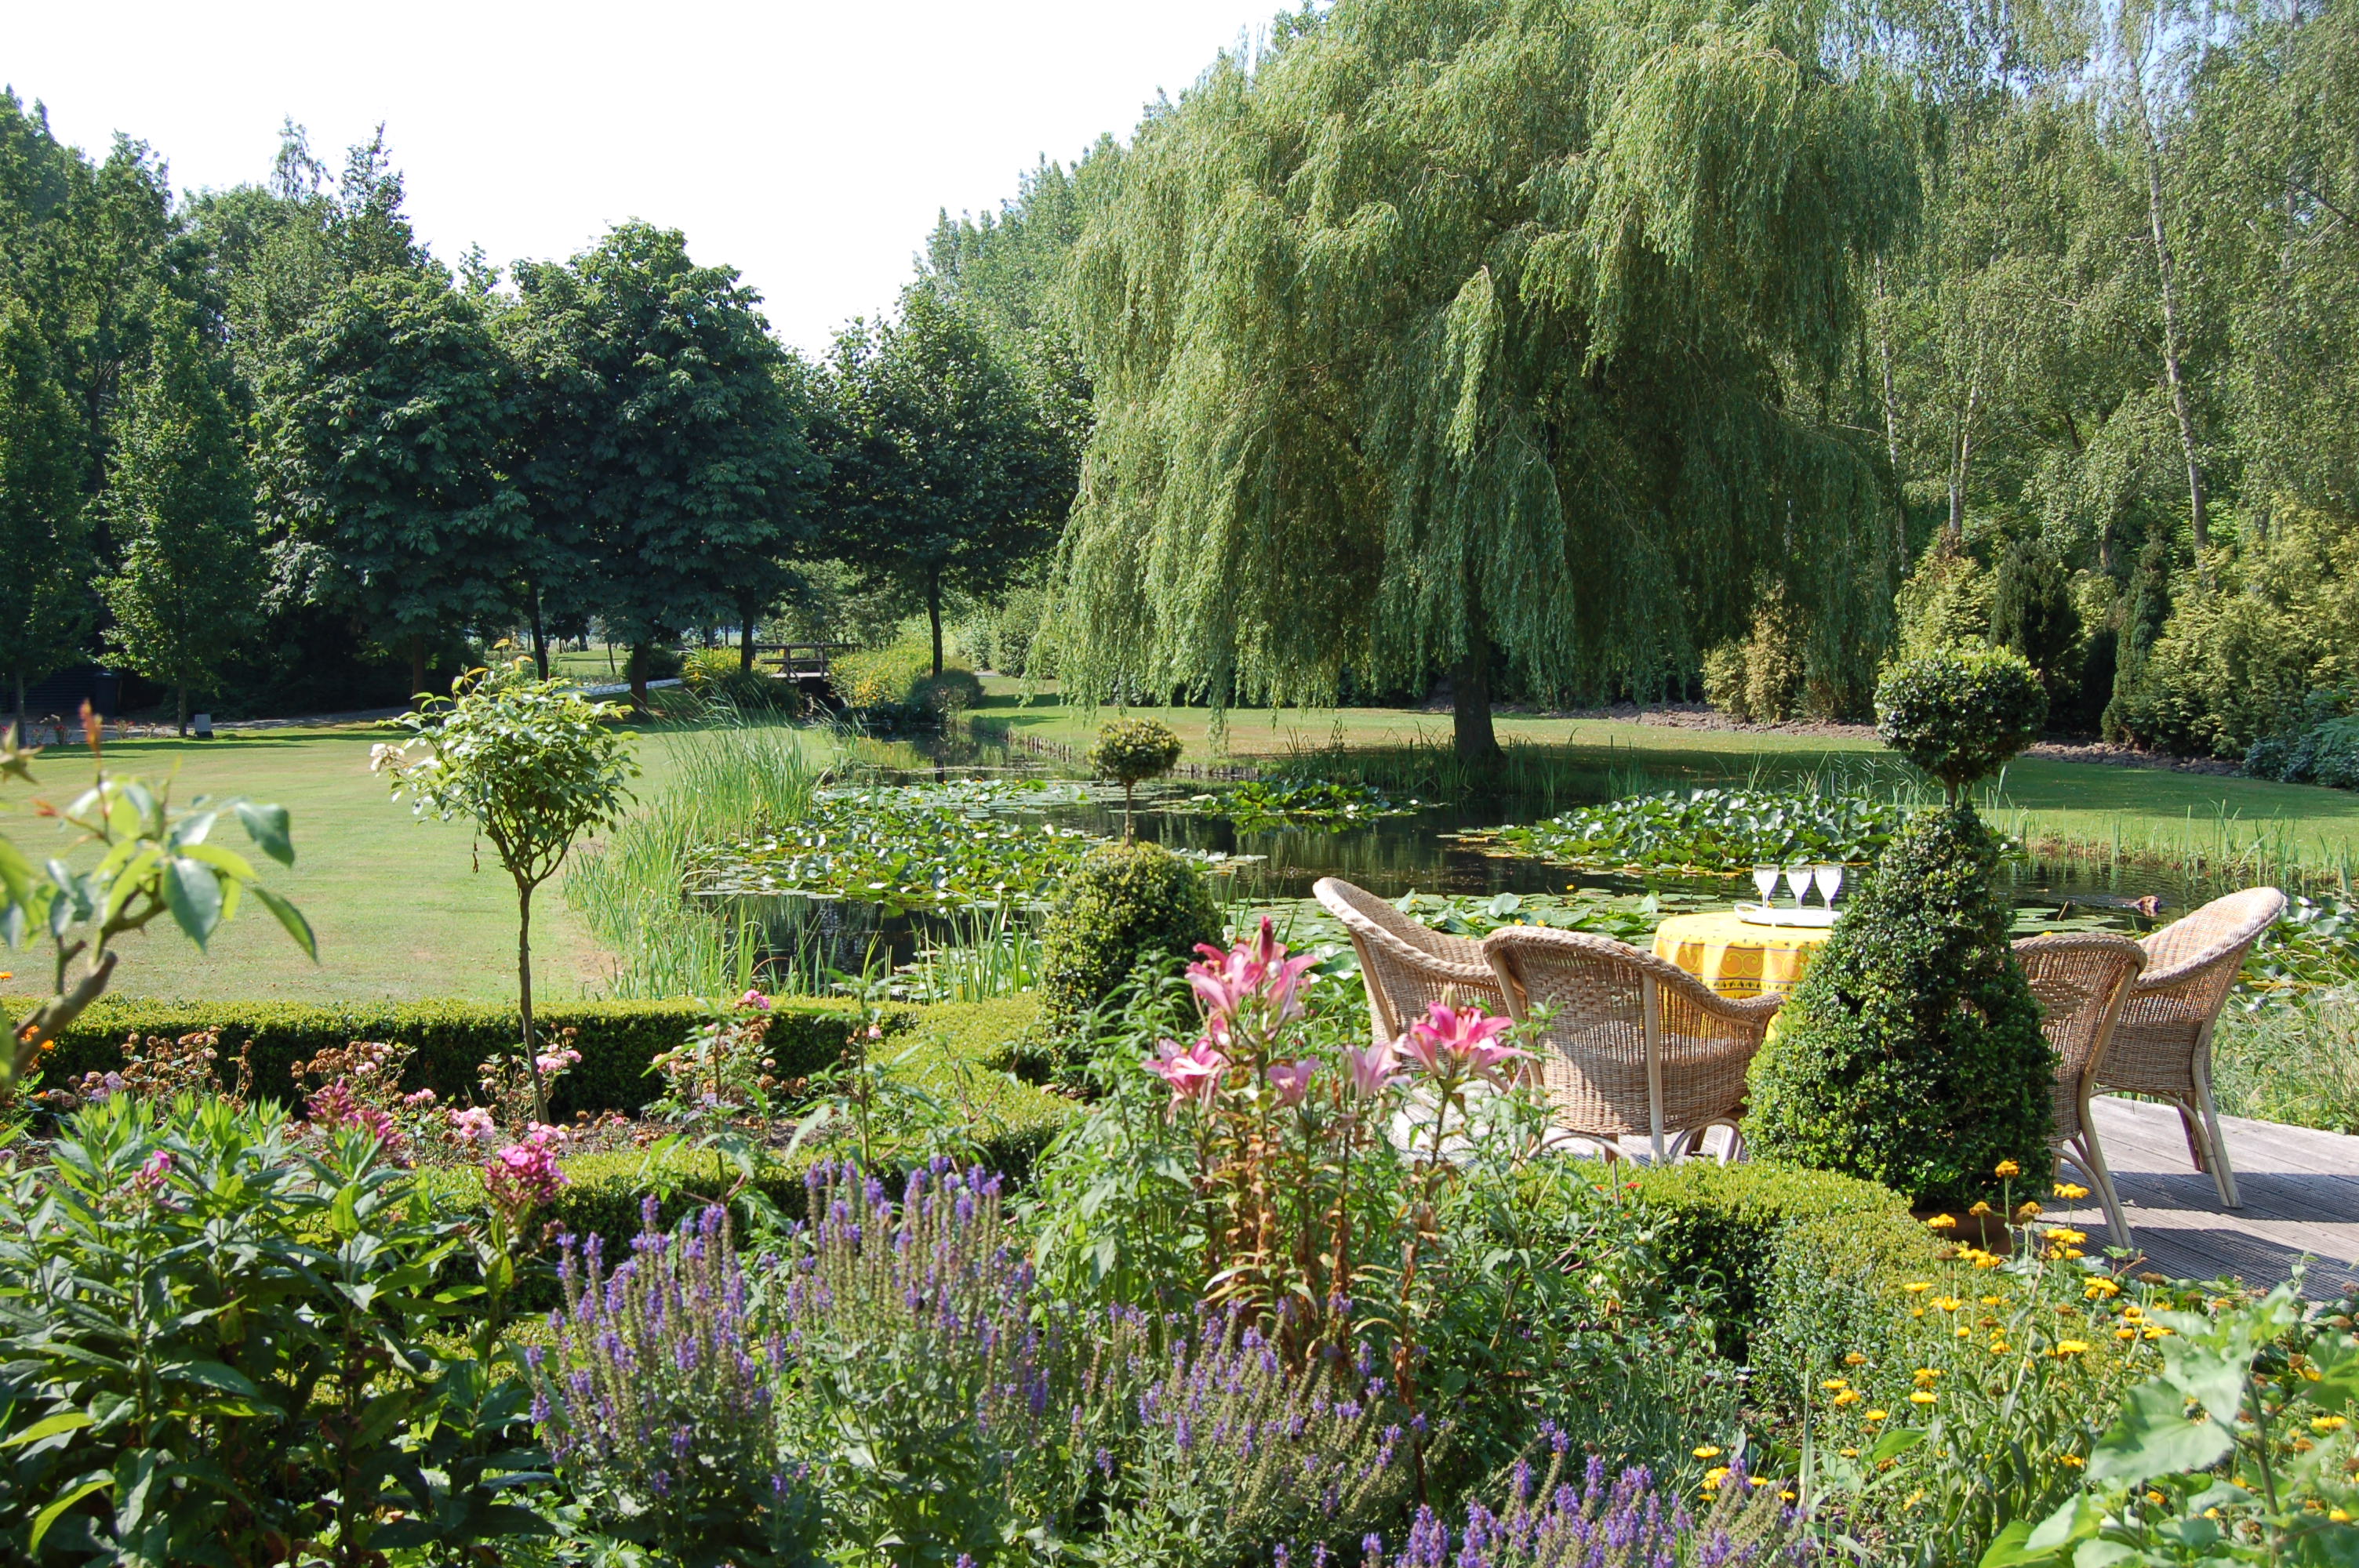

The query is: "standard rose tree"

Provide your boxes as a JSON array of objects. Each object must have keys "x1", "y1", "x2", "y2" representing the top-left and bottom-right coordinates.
[
  {"x1": 1087, "y1": 717, "x2": 1183, "y2": 838},
  {"x1": 376, "y1": 660, "x2": 638, "y2": 1122}
]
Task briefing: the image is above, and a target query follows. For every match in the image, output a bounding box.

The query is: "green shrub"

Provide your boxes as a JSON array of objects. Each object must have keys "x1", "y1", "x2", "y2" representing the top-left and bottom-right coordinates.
[
  {"x1": 1699, "y1": 583, "x2": 1807, "y2": 724},
  {"x1": 1892, "y1": 534, "x2": 1993, "y2": 661},
  {"x1": 1625, "y1": 1160, "x2": 1932, "y2": 1374},
  {"x1": 13, "y1": 994, "x2": 886, "y2": 1119},
  {"x1": 1875, "y1": 647, "x2": 2048, "y2": 797},
  {"x1": 2244, "y1": 701, "x2": 2359, "y2": 789},
  {"x1": 1038, "y1": 842, "x2": 1223, "y2": 1034},
  {"x1": 1744, "y1": 802, "x2": 2055, "y2": 1208},
  {"x1": 682, "y1": 646, "x2": 788, "y2": 709},
  {"x1": 915, "y1": 666, "x2": 984, "y2": 717}
]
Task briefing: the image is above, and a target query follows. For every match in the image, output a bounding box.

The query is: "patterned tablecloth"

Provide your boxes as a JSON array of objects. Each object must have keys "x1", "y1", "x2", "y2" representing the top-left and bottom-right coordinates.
[{"x1": 1650, "y1": 910, "x2": 1837, "y2": 1000}]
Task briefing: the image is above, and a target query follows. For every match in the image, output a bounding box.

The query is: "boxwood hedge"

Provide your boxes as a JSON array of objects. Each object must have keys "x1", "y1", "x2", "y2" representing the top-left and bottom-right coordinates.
[
  {"x1": 9, "y1": 994, "x2": 896, "y2": 1120},
  {"x1": 1627, "y1": 1160, "x2": 1936, "y2": 1387}
]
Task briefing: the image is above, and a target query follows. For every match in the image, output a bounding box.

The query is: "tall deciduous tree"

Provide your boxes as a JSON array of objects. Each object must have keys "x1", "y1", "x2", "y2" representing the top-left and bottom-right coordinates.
[
  {"x1": 820, "y1": 290, "x2": 1069, "y2": 674},
  {"x1": 508, "y1": 223, "x2": 812, "y2": 706},
  {"x1": 1053, "y1": 0, "x2": 1917, "y2": 760},
  {"x1": 101, "y1": 307, "x2": 260, "y2": 734},
  {"x1": 0, "y1": 296, "x2": 90, "y2": 742},
  {"x1": 264, "y1": 269, "x2": 526, "y2": 699}
]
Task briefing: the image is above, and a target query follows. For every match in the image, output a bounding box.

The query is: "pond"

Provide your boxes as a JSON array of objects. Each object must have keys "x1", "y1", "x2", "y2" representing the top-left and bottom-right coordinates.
[{"x1": 717, "y1": 735, "x2": 2231, "y2": 983}]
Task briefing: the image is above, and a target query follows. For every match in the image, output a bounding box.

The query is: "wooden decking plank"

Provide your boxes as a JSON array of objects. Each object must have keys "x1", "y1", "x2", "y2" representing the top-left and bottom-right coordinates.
[{"x1": 2094, "y1": 1099, "x2": 2359, "y2": 1179}]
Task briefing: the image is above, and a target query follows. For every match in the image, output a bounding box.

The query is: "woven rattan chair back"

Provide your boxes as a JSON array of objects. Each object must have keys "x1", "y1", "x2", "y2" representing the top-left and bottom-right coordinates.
[
  {"x1": 2011, "y1": 932, "x2": 2144, "y2": 1248},
  {"x1": 1479, "y1": 925, "x2": 1782, "y2": 1161},
  {"x1": 1311, "y1": 878, "x2": 1509, "y2": 1047},
  {"x1": 2012, "y1": 933, "x2": 2146, "y2": 1145},
  {"x1": 2096, "y1": 886, "x2": 2285, "y2": 1207}
]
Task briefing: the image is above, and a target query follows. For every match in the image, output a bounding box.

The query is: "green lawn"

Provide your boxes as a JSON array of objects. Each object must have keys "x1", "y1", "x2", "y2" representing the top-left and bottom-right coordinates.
[
  {"x1": 20, "y1": 687, "x2": 2358, "y2": 1007},
  {"x1": 969, "y1": 680, "x2": 2359, "y2": 875},
  {"x1": 7, "y1": 719, "x2": 747, "y2": 1006}
]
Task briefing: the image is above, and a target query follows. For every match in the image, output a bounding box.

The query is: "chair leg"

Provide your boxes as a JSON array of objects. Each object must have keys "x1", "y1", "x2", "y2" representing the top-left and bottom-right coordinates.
[
  {"x1": 2191, "y1": 1067, "x2": 2242, "y2": 1210},
  {"x1": 2072, "y1": 1129, "x2": 2134, "y2": 1253},
  {"x1": 2175, "y1": 1100, "x2": 2212, "y2": 1174}
]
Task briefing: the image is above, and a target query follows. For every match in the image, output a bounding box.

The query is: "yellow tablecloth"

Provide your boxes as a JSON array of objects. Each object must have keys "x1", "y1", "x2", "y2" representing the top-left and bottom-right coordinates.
[{"x1": 1651, "y1": 910, "x2": 1835, "y2": 1000}]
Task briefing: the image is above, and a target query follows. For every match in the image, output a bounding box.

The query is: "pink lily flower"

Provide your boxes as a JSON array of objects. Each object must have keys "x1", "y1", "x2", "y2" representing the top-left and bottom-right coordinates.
[
  {"x1": 1187, "y1": 918, "x2": 1318, "y2": 1026},
  {"x1": 1401, "y1": 1002, "x2": 1528, "y2": 1087},
  {"x1": 1145, "y1": 1036, "x2": 1229, "y2": 1105},
  {"x1": 1265, "y1": 1058, "x2": 1318, "y2": 1109},
  {"x1": 1343, "y1": 1037, "x2": 1403, "y2": 1099}
]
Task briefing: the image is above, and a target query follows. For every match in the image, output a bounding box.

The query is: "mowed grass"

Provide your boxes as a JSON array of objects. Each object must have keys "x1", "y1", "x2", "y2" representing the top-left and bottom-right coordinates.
[
  {"x1": 24, "y1": 683, "x2": 2359, "y2": 1007},
  {"x1": 970, "y1": 680, "x2": 2359, "y2": 875},
  {"x1": 8, "y1": 719, "x2": 729, "y2": 1005}
]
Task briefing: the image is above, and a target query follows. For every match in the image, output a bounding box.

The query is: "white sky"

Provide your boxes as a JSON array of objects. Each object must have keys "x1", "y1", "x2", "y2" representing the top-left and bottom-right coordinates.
[{"x1": 3, "y1": 0, "x2": 1274, "y2": 352}]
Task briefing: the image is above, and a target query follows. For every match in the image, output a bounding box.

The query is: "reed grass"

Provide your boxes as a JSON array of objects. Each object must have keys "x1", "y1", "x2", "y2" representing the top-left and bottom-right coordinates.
[
  {"x1": 2211, "y1": 988, "x2": 2359, "y2": 1134},
  {"x1": 565, "y1": 708, "x2": 823, "y2": 1000}
]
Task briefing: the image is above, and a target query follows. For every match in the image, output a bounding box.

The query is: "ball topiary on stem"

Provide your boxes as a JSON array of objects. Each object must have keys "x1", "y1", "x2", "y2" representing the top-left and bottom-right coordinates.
[
  {"x1": 1088, "y1": 717, "x2": 1183, "y2": 839},
  {"x1": 1874, "y1": 647, "x2": 2048, "y2": 801},
  {"x1": 1038, "y1": 840, "x2": 1223, "y2": 1036},
  {"x1": 1745, "y1": 652, "x2": 2052, "y2": 1209}
]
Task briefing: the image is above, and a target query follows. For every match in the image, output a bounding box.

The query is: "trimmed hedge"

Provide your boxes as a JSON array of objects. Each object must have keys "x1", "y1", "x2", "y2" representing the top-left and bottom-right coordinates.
[
  {"x1": 12, "y1": 995, "x2": 893, "y2": 1119},
  {"x1": 416, "y1": 998, "x2": 1074, "y2": 1310},
  {"x1": 1627, "y1": 1160, "x2": 1935, "y2": 1382}
]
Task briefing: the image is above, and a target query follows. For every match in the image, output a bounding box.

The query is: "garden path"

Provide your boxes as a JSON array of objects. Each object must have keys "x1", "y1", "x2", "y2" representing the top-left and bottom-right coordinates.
[{"x1": 2055, "y1": 1098, "x2": 2359, "y2": 1298}]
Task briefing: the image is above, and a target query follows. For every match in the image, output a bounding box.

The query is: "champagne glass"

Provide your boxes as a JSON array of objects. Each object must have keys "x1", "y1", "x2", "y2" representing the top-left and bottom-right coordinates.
[
  {"x1": 1751, "y1": 865, "x2": 1779, "y2": 909},
  {"x1": 1815, "y1": 864, "x2": 1844, "y2": 907},
  {"x1": 1783, "y1": 866, "x2": 1812, "y2": 908}
]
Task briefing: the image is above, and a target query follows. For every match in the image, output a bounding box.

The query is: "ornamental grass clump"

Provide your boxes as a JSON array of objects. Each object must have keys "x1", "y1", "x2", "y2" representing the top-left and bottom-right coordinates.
[
  {"x1": 1362, "y1": 1431, "x2": 1797, "y2": 1568},
  {"x1": 1747, "y1": 654, "x2": 2054, "y2": 1208},
  {"x1": 537, "y1": 1200, "x2": 817, "y2": 1566}
]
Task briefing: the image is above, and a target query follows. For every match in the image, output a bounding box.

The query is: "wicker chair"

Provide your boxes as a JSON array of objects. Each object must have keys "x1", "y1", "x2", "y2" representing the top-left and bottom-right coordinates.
[
  {"x1": 2012, "y1": 933, "x2": 2146, "y2": 1247},
  {"x1": 2097, "y1": 887, "x2": 2287, "y2": 1208},
  {"x1": 1311, "y1": 878, "x2": 1510, "y2": 1046},
  {"x1": 1479, "y1": 926, "x2": 1783, "y2": 1162}
]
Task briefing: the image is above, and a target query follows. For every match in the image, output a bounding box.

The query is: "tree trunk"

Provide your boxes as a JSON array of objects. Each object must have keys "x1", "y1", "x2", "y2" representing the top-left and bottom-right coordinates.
[
  {"x1": 408, "y1": 634, "x2": 428, "y2": 706},
  {"x1": 2128, "y1": 38, "x2": 2209, "y2": 560},
  {"x1": 739, "y1": 604, "x2": 757, "y2": 670},
  {"x1": 927, "y1": 578, "x2": 945, "y2": 677},
  {"x1": 1451, "y1": 635, "x2": 1501, "y2": 766},
  {"x1": 518, "y1": 880, "x2": 547, "y2": 1125},
  {"x1": 628, "y1": 642, "x2": 650, "y2": 711},
  {"x1": 10, "y1": 671, "x2": 23, "y2": 750},
  {"x1": 176, "y1": 683, "x2": 187, "y2": 739},
  {"x1": 529, "y1": 583, "x2": 549, "y2": 680}
]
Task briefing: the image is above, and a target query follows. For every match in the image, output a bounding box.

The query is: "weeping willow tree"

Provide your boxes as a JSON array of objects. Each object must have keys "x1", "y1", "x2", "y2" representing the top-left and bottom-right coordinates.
[{"x1": 1052, "y1": 0, "x2": 1920, "y2": 758}]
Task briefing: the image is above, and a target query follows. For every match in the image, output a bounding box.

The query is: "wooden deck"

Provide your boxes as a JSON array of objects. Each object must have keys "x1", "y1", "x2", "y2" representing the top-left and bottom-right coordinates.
[{"x1": 2052, "y1": 1098, "x2": 2359, "y2": 1298}]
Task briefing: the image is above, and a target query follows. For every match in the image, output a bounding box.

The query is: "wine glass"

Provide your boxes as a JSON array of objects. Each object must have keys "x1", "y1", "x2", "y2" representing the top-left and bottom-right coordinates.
[
  {"x1": 1814, "y1": 864, "x2": 1844, "y2": 907},
  {"x1": 1751, "y1": 865, "x2": 1779, "y2": 909},
  {"x1": 1783, "y1": 866, "x2": 1812, "y2": 908}
]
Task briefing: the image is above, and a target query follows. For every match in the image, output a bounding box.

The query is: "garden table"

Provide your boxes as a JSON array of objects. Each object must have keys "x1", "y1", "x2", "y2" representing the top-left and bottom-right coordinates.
[{"x1": 1648, "y1": 910, "x2": 1835, "y2": 1001}]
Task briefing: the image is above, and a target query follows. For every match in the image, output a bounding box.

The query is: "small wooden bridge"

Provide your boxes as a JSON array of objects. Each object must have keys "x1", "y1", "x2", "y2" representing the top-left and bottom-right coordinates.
[{"x1": 751, "y1": 644, "x2": 841, "y2": 681}]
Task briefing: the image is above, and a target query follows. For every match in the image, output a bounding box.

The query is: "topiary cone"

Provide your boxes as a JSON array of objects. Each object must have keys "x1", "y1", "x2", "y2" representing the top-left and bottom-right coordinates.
[{"x1": 1743, "y1": 804, "x2": 2053, "y2": 1209}]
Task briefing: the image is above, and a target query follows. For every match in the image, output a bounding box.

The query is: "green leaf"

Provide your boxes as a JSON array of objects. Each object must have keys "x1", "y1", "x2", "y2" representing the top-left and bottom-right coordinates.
[
  {"x1": 1870, "y1": 1425, "x2": 1928, "y2": 1464},
  {"x1": 249, "y1": 885, "x2": 318, "y2": 961},
  {"x1": 179, "y1": 842, "x2": 258, "y2": 885},
  {"x1": 156, "y1": 1359, "x2": 264, "y2": 1398},
  {"x1": 159, "y1": 857, "x2": 224, "y2": 947},
  {"x1": 234, "y1": 801, "x2": 296, "y2": 866},
  {"x1": 2088, "y1": 1379, "x2": 2236, "y2": 1483},
  {"x1": 29, "y1": 1478, "x2": 111, "y2": 1553},
  {"x1": 1, "y1": 1411, "x2": 93, "y2": 1447}
]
